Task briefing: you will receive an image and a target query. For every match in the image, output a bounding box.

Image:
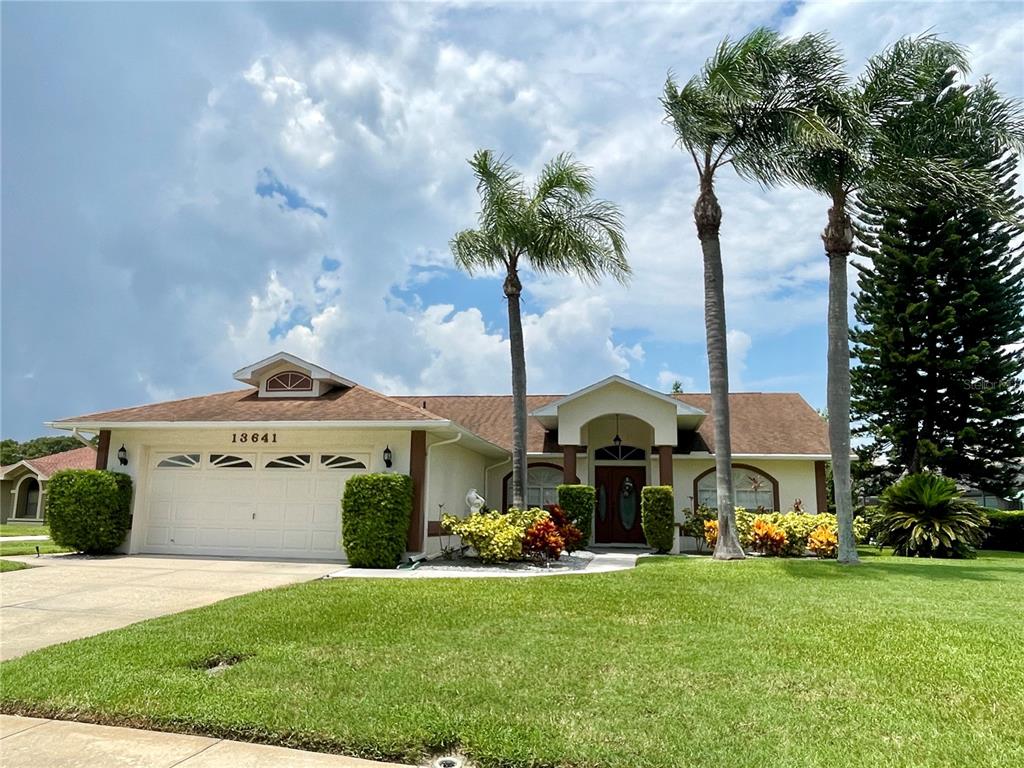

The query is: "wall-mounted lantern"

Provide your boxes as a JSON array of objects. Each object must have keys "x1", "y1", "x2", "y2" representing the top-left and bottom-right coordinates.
[
  {"x1": 117, "y1": 444, "x2": 128, "y2": 466},
  {"x1": 383, "y1": 445, "x2": 393, "y2": 468}
]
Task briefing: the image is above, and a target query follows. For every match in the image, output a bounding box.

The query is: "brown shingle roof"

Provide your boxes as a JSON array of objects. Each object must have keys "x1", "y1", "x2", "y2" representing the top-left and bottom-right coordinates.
[
  {"x1": 52, "y1": 386, "x2": 443, "y2": 425},
  {"x1": 52, "y1": 385, "x2": 828, "y2": 456},
  {"x1": 2, "y1": 446, "x2": 98, "y2": 480},
  {"x1": 397, "y1": 392, "x2": 829, "y2": 456}
]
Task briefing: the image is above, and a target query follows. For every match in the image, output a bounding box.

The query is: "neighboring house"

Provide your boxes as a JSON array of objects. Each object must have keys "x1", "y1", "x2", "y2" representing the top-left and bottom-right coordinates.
[
  {"x1": 0, "y1": 446, "x2": 98, "y2": 524},
  {"x1": 46, "y1": 352, "x2": 831, "y2": 560}
]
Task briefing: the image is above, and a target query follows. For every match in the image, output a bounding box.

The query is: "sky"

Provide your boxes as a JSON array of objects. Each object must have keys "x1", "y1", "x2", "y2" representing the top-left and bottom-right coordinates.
[{"x1": 2, "y1": 1, "x2": 1022, "y2": 440}]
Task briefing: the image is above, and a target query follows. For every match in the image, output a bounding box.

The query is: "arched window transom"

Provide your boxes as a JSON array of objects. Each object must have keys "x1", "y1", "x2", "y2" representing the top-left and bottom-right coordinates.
[
  {"x1": 696, "y1": 465, "x2": 777, "y2": 511},
  {"x1": 594, "y1": 444, "x2": 646, "y2": 461},
  {"x1": 265, "y1": 370, "x2": 313, "y2": 392}
]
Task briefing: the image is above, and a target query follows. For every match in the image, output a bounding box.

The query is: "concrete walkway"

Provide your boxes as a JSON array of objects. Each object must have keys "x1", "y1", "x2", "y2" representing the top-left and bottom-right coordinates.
[
  {"x1": 0, "y1": 554, "x2": 337, "y2": 660},
  {"x1": 328, "y1": 550, "x2": 643, "y2": 579},
  {"x1": 0, "y1": 715, "x2": 414, "y2": 767},
  {"x1": 0, "y1": 535, "x2": 48, "y2": 542}
]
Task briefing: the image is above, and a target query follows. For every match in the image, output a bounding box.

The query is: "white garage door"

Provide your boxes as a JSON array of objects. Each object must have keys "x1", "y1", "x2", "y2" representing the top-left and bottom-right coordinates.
[{"x1": 142, "y1": 451, "x2": 368, "y2": 559}]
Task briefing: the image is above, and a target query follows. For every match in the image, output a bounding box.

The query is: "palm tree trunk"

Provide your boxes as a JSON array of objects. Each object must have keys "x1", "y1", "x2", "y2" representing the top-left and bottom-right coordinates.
[
  {"x1": 695, "y1": 176, "x2": 744, "y2": 560},
  {"x1": 823, "y1": 197, "x2": 860, "y2": 564},
  {"x1": 505, "y1": 269, "x2": 528, "y2": 511}
]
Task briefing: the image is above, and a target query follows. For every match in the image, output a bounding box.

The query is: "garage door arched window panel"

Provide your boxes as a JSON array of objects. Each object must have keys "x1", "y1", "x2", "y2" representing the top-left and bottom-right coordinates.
[
  {"x1": 694, "y1": 464, "x2": 779, "y2": 511},
  {"x1": 156, "y1": 454, "x2": 201, "y2": 469},
  {"x1": 320, "y1": 454, "x2": 368, "y2": 469},
  {"x1": 209, "y1": 453, "x2": 255, "y2": 469},
  {"x1": 265, "y1": 454, "x2": 311, "y2": 469},
  {"x1": 265, "y1": 370, "x2": 313, "y2": 392}
]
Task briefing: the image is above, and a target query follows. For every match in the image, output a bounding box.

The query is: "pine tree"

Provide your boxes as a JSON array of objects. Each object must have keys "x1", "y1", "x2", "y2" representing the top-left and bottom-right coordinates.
[{"x1": 852, "y1": 77, "x2": 1024, "y2": 497}]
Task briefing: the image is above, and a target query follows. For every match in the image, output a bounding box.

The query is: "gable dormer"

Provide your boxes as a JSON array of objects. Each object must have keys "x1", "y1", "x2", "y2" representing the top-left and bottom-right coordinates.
[{"x1": 232, "y1": 352, "x2": 356, "y2": 399}]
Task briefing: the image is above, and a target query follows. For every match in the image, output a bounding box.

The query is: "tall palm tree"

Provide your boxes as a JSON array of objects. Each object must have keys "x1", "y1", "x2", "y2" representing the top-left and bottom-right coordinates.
[
  {"x1": 663, "y1": 29, "x2": 842, "y2": 560},
  {"x1": 451, "y1": 151, "x2": 629, "y2": 510},
  {"x1": 787, "y1": 35, "x2": 1020, "y2": 563}
]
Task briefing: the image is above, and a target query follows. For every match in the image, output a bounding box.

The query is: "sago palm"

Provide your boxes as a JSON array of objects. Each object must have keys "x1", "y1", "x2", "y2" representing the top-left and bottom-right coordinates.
[
  {"x1": 875, "y1": 473, "x2": 987, "y2": 558},
  {"x1": 451, "y1": 151, "x2": 629, "y2": 510},
  {"x1": 663, "y1": 28, "x2": 842, "y2": 560},
  {"x1": 788, "y1": 35, "x2": 1022, "y2": 564}
]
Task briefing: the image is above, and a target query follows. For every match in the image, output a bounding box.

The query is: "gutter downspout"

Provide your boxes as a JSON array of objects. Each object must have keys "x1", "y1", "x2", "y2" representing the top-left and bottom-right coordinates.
[{"x1": 71, "y1": 428, "x2": 96, "y2": 446}]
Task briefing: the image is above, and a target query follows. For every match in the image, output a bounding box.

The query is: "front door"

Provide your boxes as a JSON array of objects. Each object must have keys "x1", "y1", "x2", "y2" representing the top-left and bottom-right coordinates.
[{"x1": 594, "y1": 465, "x2": 646, "y2": 544}]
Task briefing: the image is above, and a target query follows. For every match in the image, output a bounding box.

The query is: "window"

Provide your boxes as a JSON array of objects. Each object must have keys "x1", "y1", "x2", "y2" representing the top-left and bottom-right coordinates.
[
  {"x1": 156, "y1": 454, "x2": 200, "y2": 469},
  {"x1": 265, "y1": 454, "x2": 311, "y2": 469},
  {"x1": 265, "y1": 370, "x2": 313, "y2": 392},
  {"x1": 505, "y1": 465, "x2": 563, "y2": 508},
  {"x1": 320, "y1": 454, "x2": 367, "y2": 469},
  {"x1": 594, "y1": 444, "x2": 646, "y2": 461},
  {"x1": 696, "y1": 466, "x2": 776, "y2": 510},
  {"x1": 209, "y1": 454, "x2": 254, "y2": 469}
]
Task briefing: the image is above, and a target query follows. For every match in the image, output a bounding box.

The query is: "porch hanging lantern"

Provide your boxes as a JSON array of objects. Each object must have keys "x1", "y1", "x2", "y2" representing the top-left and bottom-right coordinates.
[
  {"x1": 117, "y1": 444, "x2": 128, "y2": 466},
  {"x1": 383, "y1": 445, "x2": 393, "y2": 468},
  {"x1": 612, "y1": 414, "x2": 622, "y2": 448}
]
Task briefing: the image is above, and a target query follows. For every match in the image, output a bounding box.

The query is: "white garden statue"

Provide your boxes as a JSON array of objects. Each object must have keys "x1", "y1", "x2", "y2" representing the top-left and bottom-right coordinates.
[{"x1": 465, "y1": 488, "x2": 486, "y2": 515}]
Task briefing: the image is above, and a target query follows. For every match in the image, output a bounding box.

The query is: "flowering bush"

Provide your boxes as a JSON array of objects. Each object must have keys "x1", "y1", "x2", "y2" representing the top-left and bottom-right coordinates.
[
  {"x1": 524, "y1": 517, "x2": 565, "y2": 562},
  {"x1": 751, "y1": 518, "x2": 788, "y2": 556},
  {"x1": 544, "y1": 504, "x2": 583, "y2": 552},
  {"x1": 704, "y1": 519, "x2": 719, "y2": 549},
  {"x1": 441, "y1": 507, "x2": 549, "y2": 563},
  {"x1": 807, "y1": 524, "x2": 838, "y2": 558}
]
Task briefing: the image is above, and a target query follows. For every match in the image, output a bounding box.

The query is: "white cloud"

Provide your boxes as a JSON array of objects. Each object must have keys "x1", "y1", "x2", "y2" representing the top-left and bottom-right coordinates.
[
  {"x1": 657, "y1": 370, "x2": 697, "y2": 393},
  {"x1": 727, "y1": 329, "x2": 752, "y2": 391}
]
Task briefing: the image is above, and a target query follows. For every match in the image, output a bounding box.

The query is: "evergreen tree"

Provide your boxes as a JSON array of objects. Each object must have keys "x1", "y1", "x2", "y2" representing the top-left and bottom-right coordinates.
[{"x1": 852, "y1": 76, "x2": 1024, "y2": 496}]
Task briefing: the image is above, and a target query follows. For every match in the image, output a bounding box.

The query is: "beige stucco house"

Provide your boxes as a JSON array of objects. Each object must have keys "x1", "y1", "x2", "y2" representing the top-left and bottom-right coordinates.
[
  {"x1": 0, "y1": 446, "x2": 98, "y2": 524},
  {"x1": 46, "y1": 352, "x2": 831, "y2": 560}
]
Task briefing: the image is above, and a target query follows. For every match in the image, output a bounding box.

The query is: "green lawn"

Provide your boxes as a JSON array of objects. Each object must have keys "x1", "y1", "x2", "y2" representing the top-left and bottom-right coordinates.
[
  {"x1": 0, "y1": 539, "x2": 71, "y2": 557},
  {"x1": 0, "y1": 523, "x2": 49, "y2": 537},
  {"x1": 1, "y1": 550, "x2": 1022, "y2": 768},
  {"x1": 0, "y1": 559, "x2": 29, "y2": 572}
]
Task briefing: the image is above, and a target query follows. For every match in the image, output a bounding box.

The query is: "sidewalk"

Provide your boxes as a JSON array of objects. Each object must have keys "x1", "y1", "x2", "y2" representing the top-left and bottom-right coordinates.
[
  {"x1": 0, "y1": 715, "x2": 417, "y2": 767},
  {"x1": 0, "y1": 535, "x2": 48, "y2": 542}
]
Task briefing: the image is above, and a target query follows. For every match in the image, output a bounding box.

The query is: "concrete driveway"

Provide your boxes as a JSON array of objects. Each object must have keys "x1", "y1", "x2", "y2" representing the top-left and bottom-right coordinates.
[{"x1": 0, "y1": 554, "x2": 338, "y2": 660}]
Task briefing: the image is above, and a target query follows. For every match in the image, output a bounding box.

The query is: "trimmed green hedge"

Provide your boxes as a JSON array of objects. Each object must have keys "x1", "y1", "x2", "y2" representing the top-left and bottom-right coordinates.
[
  {"x1": 641, "y1": 485, "x2": 675, "y2": 553},
  {"x1": 46, "y1": 469, "x2": 133, "y2": 554},
  {"x1": 342, "y1": 473, "x2": 413, "y2": 568},
  {"x1": 983, "y1": 510, "x2": 1024, "y2": 552},
  {"x1": 557, "y1": 484, "x2": 594, "y2": 546}
]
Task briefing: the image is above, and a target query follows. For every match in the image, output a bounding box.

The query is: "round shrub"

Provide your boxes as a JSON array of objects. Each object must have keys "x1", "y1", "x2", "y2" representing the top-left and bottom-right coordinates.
[
  {"x1": 557, "y1": 484, "x2": 595, "y2": 546},
  {"x1": 342, "y1": 473, "x2": 413, "y2": 568},
  {"x1": 46, "y1": 469, "x2": 133, "y2": 554},
  {"x1": 640, "y1": 485, "x2": 675, "y2": 552},
  {"x1": 875, "y1": 473, "x2": 987, "y2": 558}
]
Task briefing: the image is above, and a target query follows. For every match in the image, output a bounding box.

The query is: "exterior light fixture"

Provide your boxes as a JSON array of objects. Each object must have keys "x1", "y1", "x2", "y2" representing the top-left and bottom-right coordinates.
[
  {"x1": 612, "y1": 415, "x2": 622, "y2": 448},
  {"x1": 383, "y1": 445, "x2": 393, "y2": 468},
  {"x1": 117, "y1": 444, "x2": 128, "y2": 466}
]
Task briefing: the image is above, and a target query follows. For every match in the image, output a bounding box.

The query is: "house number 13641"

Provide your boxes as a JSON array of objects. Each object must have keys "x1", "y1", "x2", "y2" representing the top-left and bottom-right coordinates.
[{"x1": 231, "y1": 432, "x2": 277, "y2": 444}]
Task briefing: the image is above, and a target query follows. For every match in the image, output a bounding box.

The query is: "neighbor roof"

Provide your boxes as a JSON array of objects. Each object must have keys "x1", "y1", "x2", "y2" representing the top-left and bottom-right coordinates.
[{"x1": 0, "y1": 446, "x2": 98, "y2": 480}]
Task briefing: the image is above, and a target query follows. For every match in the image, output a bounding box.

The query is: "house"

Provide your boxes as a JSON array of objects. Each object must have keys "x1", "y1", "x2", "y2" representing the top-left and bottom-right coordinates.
[
  {"x1": 0, "y1": 446, "x2": 99, "y2": 524},
  {"x1": 45, "y1": 352, "x2": 831, "y2": 560}
]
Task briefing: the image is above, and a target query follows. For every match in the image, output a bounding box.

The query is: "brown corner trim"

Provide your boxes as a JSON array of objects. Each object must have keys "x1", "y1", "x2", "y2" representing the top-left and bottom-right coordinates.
[
  {"x1": 814, "y1": 460, "x2": 829, "y2": 514},
  {"x1": 95, "y1": 430, "x2": 111, "y2": 470},
  {"x1": 408, "y1": 430, "x2": 426, "y2": 551}
]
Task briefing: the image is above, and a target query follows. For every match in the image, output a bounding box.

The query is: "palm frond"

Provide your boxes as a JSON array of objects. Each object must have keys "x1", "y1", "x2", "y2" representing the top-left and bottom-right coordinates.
[{"x1": 532, "y1": 197, "x2": 630, "y2": 285}]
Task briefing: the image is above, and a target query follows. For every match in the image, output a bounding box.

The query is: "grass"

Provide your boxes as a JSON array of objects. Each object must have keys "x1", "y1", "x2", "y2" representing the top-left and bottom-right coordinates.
[
  {"x1": 0, "y1": 523, "x2": 49, "y2": 537},
  {"x1": 0, "y1": 539, "x2": 71, "y2": 557},
  {"x1": 0, "y1": 560, "x2": 29, "y2": 572},
  {"x1": 1, "y1": 549, "x2": 1022, "y2": 767}
]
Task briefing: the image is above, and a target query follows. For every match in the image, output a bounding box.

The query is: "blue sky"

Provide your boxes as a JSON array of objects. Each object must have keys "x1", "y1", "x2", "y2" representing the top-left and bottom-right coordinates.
[{"x1": 2, "y1": 2, "x2": 1021, "y2": 439}]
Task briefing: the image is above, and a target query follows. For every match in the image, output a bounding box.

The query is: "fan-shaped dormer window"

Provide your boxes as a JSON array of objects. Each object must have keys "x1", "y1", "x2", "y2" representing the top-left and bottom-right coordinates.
[{"x1": 265, "y1": 370, "x2": 313, "y2": 392}]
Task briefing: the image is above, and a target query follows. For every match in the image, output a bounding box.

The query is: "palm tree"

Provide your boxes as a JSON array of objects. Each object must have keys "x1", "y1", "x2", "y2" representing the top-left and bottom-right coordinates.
[
  {"x1": 451, "y1": 151, "x2": 629, "y2": 510},
  {"x1": 787, "y1": 35, "x2": 1022, "y2": 563},
  {"x1": 663, "y1": 29, "x2": 842, "y2": 560}
]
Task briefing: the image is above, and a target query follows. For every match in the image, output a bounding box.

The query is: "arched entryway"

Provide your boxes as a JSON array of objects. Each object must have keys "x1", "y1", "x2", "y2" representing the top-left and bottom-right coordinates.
[{"x1": 14, "y1": 477, "x2": 41, "y2": 520}]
